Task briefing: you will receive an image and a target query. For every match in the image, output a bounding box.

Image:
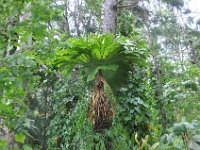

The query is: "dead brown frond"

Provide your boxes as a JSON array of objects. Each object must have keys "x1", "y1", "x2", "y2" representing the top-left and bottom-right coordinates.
[{"x1": 87, "y1": 71, "x2": 113, "y2": 132}]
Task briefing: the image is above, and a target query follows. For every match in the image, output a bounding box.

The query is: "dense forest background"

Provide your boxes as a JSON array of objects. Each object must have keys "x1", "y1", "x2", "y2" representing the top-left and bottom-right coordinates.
[{"x1": 0, "y1": 0, "x2": 200, "y2": 149}]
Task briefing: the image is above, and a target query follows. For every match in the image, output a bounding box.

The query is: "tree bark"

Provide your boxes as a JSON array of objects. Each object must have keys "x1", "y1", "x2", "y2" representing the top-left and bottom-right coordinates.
[
  {"x1": 74, "y1": 0, "x2": 80, "y2": 35},
  {"x1": 189, "y1": 41, "x2": 198, "y2": 65},
  {"x1": 103, "y1": 0, "x2": 117, "y2": 33},
  {"x1": 152, "y1": 53, "x2": 167, "y2": 132},
  {"x1": 42, "y1": 87, "x2": 48, "y2": 150},
  {"x1": 147, "y1": 24, "x2": 167, "y2": 133},
  {"x1": 63, "y1": 0, "x2": 70, "y2": 36}
]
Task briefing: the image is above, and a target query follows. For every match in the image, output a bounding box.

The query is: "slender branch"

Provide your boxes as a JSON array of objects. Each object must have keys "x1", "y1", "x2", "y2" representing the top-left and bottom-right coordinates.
[
  {"x1": 117, "y1": 1, "x2": 138, "y2": 8},
  {"x1": 115, "y1": 0, "x2": 123, "y2": 7},
  {"x1": 42, "y1": 87, "x2": 48, "y2": 150},
  {"x1": 48, "y1": 21, "x2": 53, "y2": 30}
]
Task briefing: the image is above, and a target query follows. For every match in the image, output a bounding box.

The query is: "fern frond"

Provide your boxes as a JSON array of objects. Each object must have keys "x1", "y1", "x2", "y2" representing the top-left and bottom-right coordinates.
[{"x1": 54, "y1": 33, "x2": 149, "y2": 87}]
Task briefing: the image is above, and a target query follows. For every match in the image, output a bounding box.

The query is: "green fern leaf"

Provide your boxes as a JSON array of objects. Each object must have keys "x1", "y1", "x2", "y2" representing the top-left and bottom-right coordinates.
[{"x1": 87, "y1": 64, "x2": 119, "y2": 82}]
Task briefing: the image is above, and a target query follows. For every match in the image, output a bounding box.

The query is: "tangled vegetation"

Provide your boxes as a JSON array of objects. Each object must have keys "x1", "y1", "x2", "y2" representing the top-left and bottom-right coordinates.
[{"x1": 0, "y1": 0, "x2": 200, "y2": 150}]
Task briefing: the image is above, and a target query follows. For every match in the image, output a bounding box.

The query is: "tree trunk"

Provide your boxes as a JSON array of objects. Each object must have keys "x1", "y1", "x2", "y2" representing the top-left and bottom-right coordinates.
[
  {"x1": 155, "y1": 64, "x2": 167, "y2": 132},
  {"x1": 153, "y1": 54, "x2": 167, "y2": 133},
  {"x1": 74, "y1": 0, "x2": 80, "y2": 35},
  {"x1": 63, "y1": 0, "x2": 70, "y2": 36},
  {"x1": 102, "y1": 0, "x2": 117, "y2": 33},
  {"x1": 189, "y1": 41, "x2": 198, "y2": 65},
  {"x1": 42, "y1": 87, "x2": 48, "y2": 150},
  {"x1": 87, "y1": 70, "x2": 113, "y2": 132},
  {"x1": 148, "y1": 26, "x2": 167, "y2": 133}
]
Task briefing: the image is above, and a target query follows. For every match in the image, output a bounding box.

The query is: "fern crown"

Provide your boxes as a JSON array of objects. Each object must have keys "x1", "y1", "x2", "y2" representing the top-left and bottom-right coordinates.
[{"x1": 54, "y1": 33, "x2": 149, "y2": 82}]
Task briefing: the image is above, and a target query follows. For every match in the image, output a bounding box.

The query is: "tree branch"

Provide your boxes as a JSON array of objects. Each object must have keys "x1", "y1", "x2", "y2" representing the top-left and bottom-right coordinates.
[
  {"x1": 115, "y1": 0, "x2": 123, "y2": 7},
  {"x1": 117, "y1": 1, "x2": 138, "y2": 9}
]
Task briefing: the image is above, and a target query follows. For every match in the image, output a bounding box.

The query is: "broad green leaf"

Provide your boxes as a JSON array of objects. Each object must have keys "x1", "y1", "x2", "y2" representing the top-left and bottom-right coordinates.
[
  {"x1": 150, "y1": 142, "x2": 159, "y2": 150},
  {"x1": 54, "y1": 33, "x2": 148, "y2": 87},
  {"x1": 184, "y1": 81, "x2": 198, "y2": 91},
  {"x1": 0, "y1": 140, "x2": 7, "y2": 150},
  {"x1": 160, "y1": 134, "x2": 172, "y2": 144},
  {"x1": 193, "y1": 135, "x2": 200, "y2": 143},
  {"x1": 173, "y1": 122, "x2": 194, "y2": 136},
  {"x1": 189, "y1": 140, "x2": 200, "y2": 150},
  {"x1": 87, "y1": 64, "x2": 119, "y2": 82},
  {"x1": 15, "y1": 133, "x2": 26, "y2": 144},
  {"x1": 23, "y1": 145, "x2": 33, "y2": 150}
]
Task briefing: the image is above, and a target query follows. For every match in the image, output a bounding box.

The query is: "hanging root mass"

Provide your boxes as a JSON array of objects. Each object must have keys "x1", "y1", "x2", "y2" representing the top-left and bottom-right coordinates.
[{"x1": 87, "y1": 72, "x2": 113, "y2": 132}]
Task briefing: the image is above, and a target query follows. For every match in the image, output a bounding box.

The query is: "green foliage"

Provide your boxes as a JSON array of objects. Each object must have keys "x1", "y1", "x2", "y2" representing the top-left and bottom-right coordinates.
[
  {"x1": 0, "y1": 0, "x2": 199, "y2": 149},
  {"x1": 23, "y1": 145, "x2": 33, "y2": 150},
  {"x1": 47, "y1": 77, "x2": 88, "y2": 149},
  {"x1": 85, "y1": 0, "x2": 103, "y2": 15},
  {"x1": 189, "y1": 135, "x2": 200, "y2": 150},
  {"x1": 0, "y1": 140, "x2": 7, "y2": 150},
  {"x1": 173, "y1": 122, "x2": 194, "y2": 136},
  {"x1": 87, "y1": 64, "x2": 119, "y2": 82},
  {"x1": 54, "y1": 33, "x2": 148, "y2": 88},
  {"x1": 117, "y1": 66, "x2": 153, "y2": 142},
  {"x1": 47, "y1": 76, "x2": 131, "y2": 150},
  {"x1": 15, "y1": 133, "x2": 26, "y2": 144},
  {"x1": 157, "y1": 122, "x2": 200, "y2": 150},
  {"x1": 117, "y1": 11, "x2": 134, "y2": 36}
]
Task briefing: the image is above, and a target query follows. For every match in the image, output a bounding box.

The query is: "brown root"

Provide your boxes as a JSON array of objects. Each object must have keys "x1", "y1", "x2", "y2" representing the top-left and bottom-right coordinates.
[{"x1": 87, "y1": 71, "x2": 113, "y2": 132}]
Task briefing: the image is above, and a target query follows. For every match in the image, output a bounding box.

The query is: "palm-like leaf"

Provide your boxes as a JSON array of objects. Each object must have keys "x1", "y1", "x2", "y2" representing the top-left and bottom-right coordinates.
[
  {"x1": 54, "y1": 33, "x2": 149, "y2": 131},
  {"x1": 54, "y1": 33, "x2": 149, "y2": 86}
]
